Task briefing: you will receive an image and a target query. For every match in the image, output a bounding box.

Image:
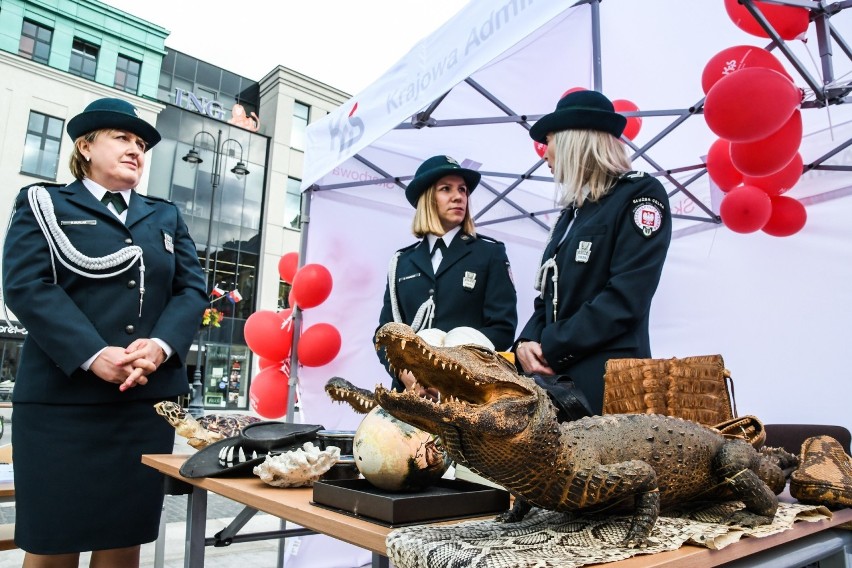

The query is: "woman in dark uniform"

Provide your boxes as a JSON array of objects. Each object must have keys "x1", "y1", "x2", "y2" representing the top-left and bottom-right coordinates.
[
  {"x1": 376, "y1": 155, "x2": 517, "y2": 394},
  {"x1": 2, "y1": 98, "x2": 207, "y2": 567},
  {"x1": 515, "y1": 90, "x2": 672, "y2": 417}
]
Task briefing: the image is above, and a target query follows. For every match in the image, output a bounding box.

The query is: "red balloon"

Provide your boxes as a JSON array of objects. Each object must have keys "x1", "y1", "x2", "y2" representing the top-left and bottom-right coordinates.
[
  {"x1": 244, "y1": 310, "x2": 293, "y2": 361},
  {"x1": 561, "y1": 87, "x2": 586, "y2": 97},
  {"x1": 288, "y1": 289, "x2": 296, "y2": 308},
  {"x1": 533, "y1": 141, "x2": 547, "y2": 158},
  {"x1": 249, "y1": 366, "x2": 290, "y2": 419},
  {"x1": 612, "y1": 99, "x2": 642, "y2": 140},
  {"x1": 291, "y1": 263, "x2": 333, "y2": 309},
  {"x1": 730, "y1": 110, "x2": 802, "y2": 177},
  {"x1": 744, "y1": 152, "x2": 803, "y2": 196},
  {"x1": 724, "y1": 0, "x2": 809, "y2": 41},
  {"x1": 706, "y1": 139, "x2": 742, "y2": 192},
  {"x1": 277, "y1": 252, "x2": 299, "y2": 284},
  {"x1": 720, "y1": 185, "x2": 773, "y2": 233},
  {"x1": 762, "y1": 195, "x2": 807, "y2": 236},
  {"x1": 701, "y1": 45, "x2": 792, "y2": 95},
  {"x1": 704, "y1": 67, "x2": 801, "y2": 143},
  {"x1": 297, "y1": 323, "x2": 341, "y2": 367},
  {"x1": 258, "y1": 357, "x2": 279, "y2": 369}
]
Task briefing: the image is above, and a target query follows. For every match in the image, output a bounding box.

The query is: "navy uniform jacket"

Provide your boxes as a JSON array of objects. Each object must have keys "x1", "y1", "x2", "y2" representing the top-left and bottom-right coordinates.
[
  {"x1": 2, "y1": 181, "x2": 208, "y2": 404},
  {"x1": 517, "y1": 172, "x2": 672, "y2": 413},
  {"x1": 377, "y1": 233, "x2": 517, "y2": 390}
]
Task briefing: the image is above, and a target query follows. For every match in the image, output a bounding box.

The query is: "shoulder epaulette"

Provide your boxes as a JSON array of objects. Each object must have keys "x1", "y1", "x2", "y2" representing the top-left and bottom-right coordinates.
[
  {"x1": 620, "y1": 171, "x2": 649, "y2": 181},
  {"x1": 476, "y1": 233, "x2": 503, "y2": 245},
  {"x1": 397, "y1": 241, "x2": 420, "y2": 253},
  {"x1": 139, "y1": 193, "x2": 174, "y2": 204},
  {"x1": 19, "y1": 181, "x2": 64, "y2": 192}
]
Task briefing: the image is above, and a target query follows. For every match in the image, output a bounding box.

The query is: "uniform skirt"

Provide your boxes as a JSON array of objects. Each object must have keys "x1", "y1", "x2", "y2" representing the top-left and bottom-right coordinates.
[{"x1": 12, "y1": 400, "x2": 175, "y2": 554}]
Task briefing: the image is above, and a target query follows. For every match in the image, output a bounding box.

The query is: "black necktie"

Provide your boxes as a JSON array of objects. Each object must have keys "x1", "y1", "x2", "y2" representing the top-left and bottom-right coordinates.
[
  {"x1": 431, "y1": 239, "x2": 447, "y2": 256},
  {"x1": 101, "y1": 192, "x2": 127, "y2": 214}
]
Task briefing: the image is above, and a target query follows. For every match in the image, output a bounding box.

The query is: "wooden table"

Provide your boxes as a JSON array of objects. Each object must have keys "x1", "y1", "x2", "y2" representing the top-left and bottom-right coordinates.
[
  {"x1": 144, "y1": 454, "x2": 394, "y2": 568},
  {"x1": 143, "y1": 454, "x2": 852, "y2": 568}
]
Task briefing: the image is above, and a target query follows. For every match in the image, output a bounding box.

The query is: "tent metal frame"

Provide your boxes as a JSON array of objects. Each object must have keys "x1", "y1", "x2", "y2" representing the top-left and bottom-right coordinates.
[{"x1": 306, "y1": 0, "x2": 852, "y2": 232}]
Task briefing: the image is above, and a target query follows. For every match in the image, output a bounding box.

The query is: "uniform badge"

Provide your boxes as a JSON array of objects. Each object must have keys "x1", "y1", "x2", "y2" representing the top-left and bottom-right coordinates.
[
  {"x1": 575, "y1": 241, "x2": 592, "y2": 263},
  {"x1": 462, "y1": 271, "x2": 477, "y2": 290},
  {"x1": 162, "y1": 231, "x2": 174, "y2": 253},
  {"x1": 631, "y1": 197, "x2": 665, "y2": 238},
  {"x1": 398, "y1": 273, "x2": 421, "y2": 282},
  {"x1": 506, "y1": 262, "x2": 514, "y2": 286}
]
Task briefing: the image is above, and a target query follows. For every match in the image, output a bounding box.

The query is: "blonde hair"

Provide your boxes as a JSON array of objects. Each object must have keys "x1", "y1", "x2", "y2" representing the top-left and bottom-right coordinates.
[
  {"x1": 550, "y1": 129, "x2": 633, "y2": 207},
  {"x1": 68, "y1": 131, "x2": 101, "y2": 181},
  {"x1": 411, "y1": 185, "x2": 476, "y2": 238}
]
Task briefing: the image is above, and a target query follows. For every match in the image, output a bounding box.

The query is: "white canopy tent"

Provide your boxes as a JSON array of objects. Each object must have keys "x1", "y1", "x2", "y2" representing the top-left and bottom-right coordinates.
[
  {"x1": 281, "y1": 1, "x2": 851, "y2": 566},
  {"x1": 290, "y1": 0, "x2": 852, "y2": 442}
]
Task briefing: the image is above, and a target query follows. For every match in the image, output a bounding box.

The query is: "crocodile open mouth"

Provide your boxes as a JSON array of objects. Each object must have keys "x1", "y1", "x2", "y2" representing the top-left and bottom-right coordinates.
[{"x1": 375, "y1": 322, "x2": 534, "y2": 407}]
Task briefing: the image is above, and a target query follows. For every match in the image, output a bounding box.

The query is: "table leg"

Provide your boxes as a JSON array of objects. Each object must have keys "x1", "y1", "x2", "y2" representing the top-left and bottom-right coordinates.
[
  {"x1": 184, "y1": 486, "x2": 208, "y2": 568},
  {"x1": 372, "y1": 552, "x2": 389, "y2": 568},
  {"x1": 276, "y1": 519, "x2": 286, "y2": 568},
  {"x1": 153, "y1": 503, "x2": 166, "y2": 568}
]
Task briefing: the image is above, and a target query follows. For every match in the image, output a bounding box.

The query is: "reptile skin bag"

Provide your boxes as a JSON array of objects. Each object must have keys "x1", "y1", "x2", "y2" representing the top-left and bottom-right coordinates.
[
  {"x1": 602, "y1": 355, "x2": 736, "y2": 426},
  {"x1": 790, "y1": 435, "x2": 852, "y2": 507}
]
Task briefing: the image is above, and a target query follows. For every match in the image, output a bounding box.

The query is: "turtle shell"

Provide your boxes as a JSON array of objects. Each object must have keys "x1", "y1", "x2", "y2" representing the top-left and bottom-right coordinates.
[{"x1": 198, "y1": 414, "x2": 262, "y2": 438}]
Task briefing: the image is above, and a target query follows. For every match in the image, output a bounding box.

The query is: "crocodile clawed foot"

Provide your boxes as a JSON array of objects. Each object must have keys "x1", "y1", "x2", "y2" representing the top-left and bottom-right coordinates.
[
  {"x1": 495, "y1": 497, "x2": 532, "y2": 523},
  {"x1": 621, "y1": 531, "x2": 651, "y2": 549},
  {"x1": 495, "y1": 509, "x2": 520, "y2": 523}
]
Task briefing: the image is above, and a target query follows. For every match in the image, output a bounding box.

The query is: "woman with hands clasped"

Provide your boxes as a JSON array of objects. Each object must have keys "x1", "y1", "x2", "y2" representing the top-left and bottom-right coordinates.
[
  {"x1": 3, "y1": 98, "x2": 207, "y2": 567},
  {"x1": 376, "y1": 155, "x2": 517, "y2": 397},
  {"x1": 514, "y1": 90, "x2": 672, "y2": 419}
]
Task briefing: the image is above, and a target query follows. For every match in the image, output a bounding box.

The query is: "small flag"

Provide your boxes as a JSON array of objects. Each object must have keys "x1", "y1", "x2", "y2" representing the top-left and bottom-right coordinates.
[
  {"x1": 227, "y1": 289, "x2": 243, "y2": 304},
  {"x1": 210, "y1": 285, "x2": 225, "y2": 298}
]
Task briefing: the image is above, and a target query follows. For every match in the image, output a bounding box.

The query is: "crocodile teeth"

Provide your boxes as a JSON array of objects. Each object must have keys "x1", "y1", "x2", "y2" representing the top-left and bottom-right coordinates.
[
  {"x1": 441, "y1": 363, "x2": 446, "y2": 370},
  {"x1": 400, "y1": 339, "x2": 407, "y2": 350}
]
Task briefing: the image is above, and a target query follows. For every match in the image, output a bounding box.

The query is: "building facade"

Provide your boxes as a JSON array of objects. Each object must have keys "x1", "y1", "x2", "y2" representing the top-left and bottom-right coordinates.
[{"x1": 0, "y1": 0, "x2": 349, "y2": 409}]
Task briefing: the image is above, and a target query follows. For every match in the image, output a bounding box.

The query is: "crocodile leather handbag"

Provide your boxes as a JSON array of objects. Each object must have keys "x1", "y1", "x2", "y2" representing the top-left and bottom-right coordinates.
[
  {"x1": 602, "y1": 354, "x2": 736, "y2": 426},
  {"x1": 790, "y1": 435, "x2": 852, "y2": 507}
]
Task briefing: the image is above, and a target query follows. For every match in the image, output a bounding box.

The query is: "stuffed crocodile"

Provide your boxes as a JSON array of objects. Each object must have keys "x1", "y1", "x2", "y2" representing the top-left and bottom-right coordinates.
[{"x1": 371, "y1": 322, "x2": 795, "y2": 546}]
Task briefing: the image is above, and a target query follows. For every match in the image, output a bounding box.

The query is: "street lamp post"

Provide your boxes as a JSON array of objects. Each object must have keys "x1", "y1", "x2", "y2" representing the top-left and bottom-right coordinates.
[{"x1": 182, "y1": 129, "x2": 250, "y2": 418}]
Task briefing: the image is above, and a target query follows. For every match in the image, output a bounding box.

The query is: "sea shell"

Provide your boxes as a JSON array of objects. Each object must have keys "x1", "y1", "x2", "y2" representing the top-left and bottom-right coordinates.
[{"x1": 253, "y1": 442, "x2": 340, "y2": 488}]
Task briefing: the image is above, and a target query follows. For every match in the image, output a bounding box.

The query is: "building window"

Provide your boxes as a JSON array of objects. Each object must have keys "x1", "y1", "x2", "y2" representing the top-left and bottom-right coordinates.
[
  {"x1": 19, "y1": 19, "x2": 53, "y2": 64},
  {"x1": 285, "y1": 177, "x2": 302, "y2": 229},
  {"x1": 291, "y1": 102, "x2": 309, "y2": 150},
  {"x1": 69, "y1": 38, "x2": 98, "y2": 80},
  {"x1": 115, "y1": 55, "x2": 141, "y2": 94},
  {"x1": 21, "y1": 111, "x2": 63, "y2": 180}
]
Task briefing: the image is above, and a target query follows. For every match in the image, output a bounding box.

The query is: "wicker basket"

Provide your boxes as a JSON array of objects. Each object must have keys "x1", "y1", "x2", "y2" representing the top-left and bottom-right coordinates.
[{"x1": 602, "y1": 355, "x2": 735, "y2": 426}]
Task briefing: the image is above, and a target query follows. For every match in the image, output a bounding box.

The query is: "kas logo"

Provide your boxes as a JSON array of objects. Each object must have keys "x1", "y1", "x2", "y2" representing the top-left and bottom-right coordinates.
[
  {"x1": 174, "y1": 89, "x2": 225, "y2": 120},
  {"x1": 328, "y1": 102, "x2": 364, "y2": 155}
]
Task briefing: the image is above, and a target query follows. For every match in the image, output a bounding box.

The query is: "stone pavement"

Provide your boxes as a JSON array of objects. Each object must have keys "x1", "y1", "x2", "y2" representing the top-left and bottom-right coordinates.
[{"x1": 0, "y1": 416, "x2": 347, "y2": 567}]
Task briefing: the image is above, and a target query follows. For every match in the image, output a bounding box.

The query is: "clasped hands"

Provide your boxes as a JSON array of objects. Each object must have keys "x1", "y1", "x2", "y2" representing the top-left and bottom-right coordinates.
[
  {"x1": 90, "y1": 338, "x2": 166, "y2": 392},
  {"x1": 516, "y1": 340, "x2": 555, "y2": 375}
]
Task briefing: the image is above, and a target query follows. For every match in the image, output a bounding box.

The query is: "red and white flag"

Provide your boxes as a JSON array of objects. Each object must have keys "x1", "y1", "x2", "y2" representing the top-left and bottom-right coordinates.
[
  {"x1": 227, "y1": 289, "x2": 243, "y2": 304},
  {"x1": 210, "y1": 285, "x2": 225, "y2": 298}
]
